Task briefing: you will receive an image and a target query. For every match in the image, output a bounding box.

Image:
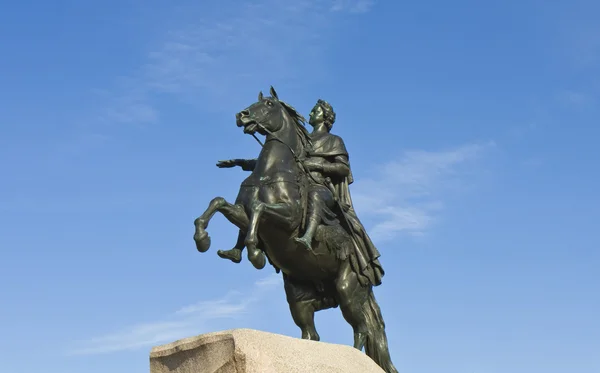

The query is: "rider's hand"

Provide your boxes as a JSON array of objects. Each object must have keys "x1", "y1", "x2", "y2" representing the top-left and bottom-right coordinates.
[
  {"x1": 303, "y1": 159, "x2": 323, "y2": 171},
  {"x1": 216, "y1": 159, "x2": 239, "y2": 168}
]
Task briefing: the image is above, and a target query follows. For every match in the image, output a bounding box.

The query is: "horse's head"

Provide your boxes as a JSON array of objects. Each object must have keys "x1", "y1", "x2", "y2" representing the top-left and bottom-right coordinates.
[{"x1": 236, "y1": 86, "x2": 305, "y2": 136}]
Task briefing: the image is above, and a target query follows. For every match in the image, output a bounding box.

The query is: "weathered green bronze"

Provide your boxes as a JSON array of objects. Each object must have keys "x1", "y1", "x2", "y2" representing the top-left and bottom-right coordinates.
[{"x1": 193, "y1": 87, "x2": 397, "y2": 373}]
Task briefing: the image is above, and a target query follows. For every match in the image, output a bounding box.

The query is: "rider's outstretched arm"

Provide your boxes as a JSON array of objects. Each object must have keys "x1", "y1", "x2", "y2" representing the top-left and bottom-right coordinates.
[{"x1": 240, "y1": 159, "x2": 257, "y2": 171}]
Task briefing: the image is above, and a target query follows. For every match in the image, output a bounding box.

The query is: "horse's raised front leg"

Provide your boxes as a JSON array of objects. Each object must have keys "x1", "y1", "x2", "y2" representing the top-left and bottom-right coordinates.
[
  {"x1": 193, "y1": 197, "x2": 249, "y2": 253},
  {"x1": 244, "y1": 201, "x2": 297, "y2": 269},
  {"x1": 217, "y1": 230, "x2": 246, "y2": 263},
  {"x1": 244, "y1": 201, "x2": 266, "y2": 269}
]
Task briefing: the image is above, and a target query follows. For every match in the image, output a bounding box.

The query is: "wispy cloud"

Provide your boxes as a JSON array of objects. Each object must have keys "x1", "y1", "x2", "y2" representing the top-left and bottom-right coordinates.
[
  {"x1": 67, "y1": 274, "x2": 282, "y2": 355},
  {"x1": 97, "y1": 0, "x2": 375, "y2": 125},
  {"x1": 352, "y1": 142, "x2": 495, "y2": 242}
]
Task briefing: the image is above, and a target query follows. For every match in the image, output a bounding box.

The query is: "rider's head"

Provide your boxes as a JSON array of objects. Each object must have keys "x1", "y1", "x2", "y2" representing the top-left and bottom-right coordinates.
[{"x1": 310, "y1": 99, "x2": 336, "y2": 131}]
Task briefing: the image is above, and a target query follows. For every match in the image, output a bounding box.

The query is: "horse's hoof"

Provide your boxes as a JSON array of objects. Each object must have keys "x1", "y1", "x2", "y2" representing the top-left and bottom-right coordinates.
[
  {"x1": 194, "y1": 232, "x2": 211, "y2": 252},
  {"x1": 248, "y1": 250, "x2": 266, "y2": 270},
  {"x1": 217, "y1": 249, "x2": 242, "y2": 263}
]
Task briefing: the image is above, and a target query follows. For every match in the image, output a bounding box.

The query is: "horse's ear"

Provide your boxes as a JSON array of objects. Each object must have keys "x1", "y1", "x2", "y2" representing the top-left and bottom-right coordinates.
[
  {"x1": 270, "y1": 86, "x2": 279, "y2": 100},
  {"x1": 258, "y1": 91, "x2": 264, "y2": 101}
]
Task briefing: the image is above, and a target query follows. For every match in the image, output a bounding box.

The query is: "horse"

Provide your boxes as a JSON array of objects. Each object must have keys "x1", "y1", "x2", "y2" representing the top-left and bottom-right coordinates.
[{"x1": 193, "y1": 87, "x2": 398, "y2": 373}]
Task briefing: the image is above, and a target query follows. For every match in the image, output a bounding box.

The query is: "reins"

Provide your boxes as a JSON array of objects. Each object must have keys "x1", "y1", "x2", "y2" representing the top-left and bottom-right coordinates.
[{"x1": 250, "y1": 120, "x2": 314, "y2": 179}]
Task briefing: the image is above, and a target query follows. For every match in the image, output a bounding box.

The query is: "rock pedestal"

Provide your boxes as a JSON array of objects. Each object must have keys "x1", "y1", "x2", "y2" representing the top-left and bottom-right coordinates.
[{"x1": 150, "y1": 328, "x2": 385, "y2": 373}]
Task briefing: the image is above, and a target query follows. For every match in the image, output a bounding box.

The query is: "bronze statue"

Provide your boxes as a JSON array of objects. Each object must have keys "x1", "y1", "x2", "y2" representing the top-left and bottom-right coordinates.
[
  {"x1": 216, "y1": 99, "x2": 384, "y2": 286},
  {"x1": 193, "y1": 87, "x2": 397, "y2": 373}
]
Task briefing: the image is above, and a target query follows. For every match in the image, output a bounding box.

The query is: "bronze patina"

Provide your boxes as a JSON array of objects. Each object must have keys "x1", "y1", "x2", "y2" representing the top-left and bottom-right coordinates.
[{"x1": 193, "y1": 87, "x2": 397, "y2": 372}]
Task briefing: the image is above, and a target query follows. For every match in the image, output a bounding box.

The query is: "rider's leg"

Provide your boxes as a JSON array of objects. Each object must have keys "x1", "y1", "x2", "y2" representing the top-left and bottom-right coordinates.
[
  {"x1": 217, "y1": 230, "x2": 245, "y2": 263},
  {"x1": 294, "y1": 188, "x2": 324, "y2": 251}
]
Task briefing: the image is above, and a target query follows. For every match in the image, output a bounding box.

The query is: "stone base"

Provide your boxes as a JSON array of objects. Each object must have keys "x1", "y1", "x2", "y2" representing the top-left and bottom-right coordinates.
[{"x1": 150, "y1": 328, "x2": 384, "y2": 373}]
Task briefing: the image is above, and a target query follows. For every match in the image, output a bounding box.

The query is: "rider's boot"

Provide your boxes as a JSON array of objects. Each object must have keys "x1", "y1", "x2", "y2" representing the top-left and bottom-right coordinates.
[{"x1": 294, "y1": 217, "x2": 319, "y2": 252}]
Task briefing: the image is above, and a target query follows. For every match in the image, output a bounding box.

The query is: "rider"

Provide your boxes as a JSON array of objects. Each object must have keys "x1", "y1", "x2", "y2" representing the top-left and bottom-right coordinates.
[
  {"x1": 217, "y1": 99, "x2": 384, "y2": 287},
  {"x1": 295, "y1": 99, "x2": 384, "y2": 287},
  {"x1": 293, "y1": 99, "x2": 346, "y2": 249}
]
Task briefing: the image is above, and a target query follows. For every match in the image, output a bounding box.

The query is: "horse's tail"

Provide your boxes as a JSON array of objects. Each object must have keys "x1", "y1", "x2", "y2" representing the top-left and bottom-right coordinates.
[{"x1": 362, "y1": 290, "x2": 398, "y2": 373}]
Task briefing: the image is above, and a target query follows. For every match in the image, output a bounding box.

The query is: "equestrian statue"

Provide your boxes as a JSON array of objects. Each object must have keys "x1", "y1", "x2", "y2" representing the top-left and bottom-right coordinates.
[{"x1": 193, "y1": 87, "x2": 398, "y2": 373}]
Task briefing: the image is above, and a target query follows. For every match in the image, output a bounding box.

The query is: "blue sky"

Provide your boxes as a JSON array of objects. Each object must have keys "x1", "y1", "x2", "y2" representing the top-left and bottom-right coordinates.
[{"x1": 1, "y1": 0, "x2": 599, "y2": 372}]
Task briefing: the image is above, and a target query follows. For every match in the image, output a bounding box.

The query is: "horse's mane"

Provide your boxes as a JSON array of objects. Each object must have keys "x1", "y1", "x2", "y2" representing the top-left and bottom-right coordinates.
[{"x1": 279, "y1": 100, "x2": 312, "y2": 151}]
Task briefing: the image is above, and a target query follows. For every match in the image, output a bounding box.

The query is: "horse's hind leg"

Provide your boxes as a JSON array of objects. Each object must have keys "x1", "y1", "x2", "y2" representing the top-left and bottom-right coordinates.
[
  {"x1": 335, "y1": 260, "x2": 398, "y2": 373},
  {"x1": 335, "y1": 260, "x2": 370, "y2": 350},
  {"x1": 193, "y1": 197, "x2": 249, "y2": 253},
  {"x1": 283, "y1": 274, "x2": 334, "y2": 341}
]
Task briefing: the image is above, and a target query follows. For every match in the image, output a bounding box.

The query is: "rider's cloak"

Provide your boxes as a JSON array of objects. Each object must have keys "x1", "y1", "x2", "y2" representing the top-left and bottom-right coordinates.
[{"x1": 307, "y1": 133, "x2": 385, "y2": 287}]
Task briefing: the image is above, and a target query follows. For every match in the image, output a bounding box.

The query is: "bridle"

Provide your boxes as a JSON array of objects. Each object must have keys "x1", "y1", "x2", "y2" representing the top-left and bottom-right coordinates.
[{"x1": 245, "y1": 109, "x2": 314, "y2": 179}]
